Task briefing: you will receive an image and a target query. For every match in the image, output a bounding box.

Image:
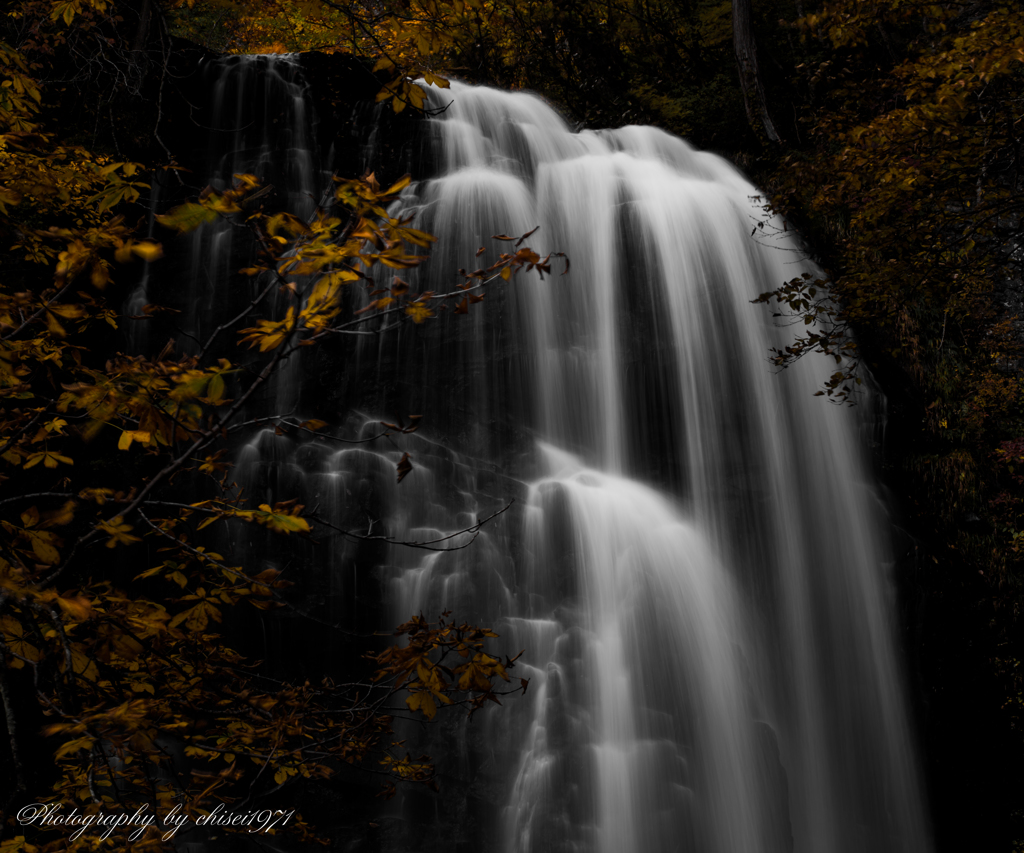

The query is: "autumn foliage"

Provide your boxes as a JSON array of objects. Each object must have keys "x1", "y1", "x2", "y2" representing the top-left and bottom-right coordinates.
[
  {"x1": 0, "y1": 4, "x2": 557, "y2": 847},
  {"x1": 757, "y1": 2, "x2": 1024, "y2": 586}
]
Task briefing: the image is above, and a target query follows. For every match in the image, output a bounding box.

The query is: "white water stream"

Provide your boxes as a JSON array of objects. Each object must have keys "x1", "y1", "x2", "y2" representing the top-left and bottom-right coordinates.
[
  {"x1": 189, "y1": 63, "x2": 932, "y2": 853},
  {"x1": 380, "y1": 81, "x2": 932, "y2": 853}
]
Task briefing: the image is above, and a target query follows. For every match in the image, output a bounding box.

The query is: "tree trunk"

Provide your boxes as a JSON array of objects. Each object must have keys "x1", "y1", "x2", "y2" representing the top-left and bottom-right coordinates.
[
  {"x1": 732, "y1": 0, "x2": 782, "y2": 144},
  {"x1": 132, "y1": 0, "x2": 152, "y2": 54}
]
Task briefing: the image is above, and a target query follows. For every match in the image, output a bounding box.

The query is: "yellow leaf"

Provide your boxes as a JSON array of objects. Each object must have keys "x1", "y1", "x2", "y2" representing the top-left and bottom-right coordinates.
[
  {"x1": 65, "y1": 647, "x2": 99, "y2": 681},
  {"x1": 28, "y1": 531, "x2": 60, "y2": 564},
  {"x1": 49, "y1": 303, "x2": 84, "y2": 320},
  {"x1": 322, "y1": 268, "x2": 361, "y2": 286},
  {"x1": 207, "y1": 374, "x2": 225, "y2": 401},
  {"x1": 157, "y1": 203, "x2": 218, "y2": 233},
  {"x1": 131, "y1": 242, "x2": 163, "y2": 262},
  {"x1": 1, "y1": 616, "x2": 40, "y2": 666},
  {"x1": 169, "y1": 599, "x2": 221, "y2": 631},
  {"x1": 384, "y1": 175, "x2": 412, "y2": 196},
  {"x1": 117, "y1": 430, "x2": 151, "y2": 450},
  {"x1": 91, "y1": 262, "x2": 110, "y2": 288},
  {"x1": 406, "y1": 690, "x2": 438, "y2": 719},
  {"x1": 44, "y1": 311, "x2": 66, "y2": 337},
  {"x1": 405, "y1": 303, "x2": 434, "y2": 323},
  {"x1": 42, "y1": 500, "x2": 76, "y2": 527},
  {"x1": 55, "y1": 595, "x2": 92, "y2": 621},
  {"x1": 253, "y1": 504, "x2": 310, "y2": 534},
  {"x1": 55, "y1": 737, "x2": 95, "y2": 760},
  {"x1": 24, "y1": 451, "x2": 73, "y2": 469},
  {"x1": 98, "y1": 516, "x2": 141, "y2": 548}
]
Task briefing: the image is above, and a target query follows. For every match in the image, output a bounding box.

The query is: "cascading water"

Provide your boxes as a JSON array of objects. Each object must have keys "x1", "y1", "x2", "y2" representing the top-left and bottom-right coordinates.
[
  {"x1": 143, "y1": 55, "x2": 324, "y2": 408},
  {"x1": 183, "y1": 61, "x2": 934, "y2": 853}
]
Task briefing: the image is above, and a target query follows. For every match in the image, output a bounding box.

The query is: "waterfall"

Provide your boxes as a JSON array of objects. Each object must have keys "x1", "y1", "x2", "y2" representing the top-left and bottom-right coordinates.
[{"x1": 183, "y1": 62, "x2": 933, "y2": 853}]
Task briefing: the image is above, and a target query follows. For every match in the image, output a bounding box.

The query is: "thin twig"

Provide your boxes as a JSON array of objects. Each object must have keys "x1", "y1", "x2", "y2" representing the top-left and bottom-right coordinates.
[{"x1": 310, "y1": 500, "x2": 514, "y2": 552}]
